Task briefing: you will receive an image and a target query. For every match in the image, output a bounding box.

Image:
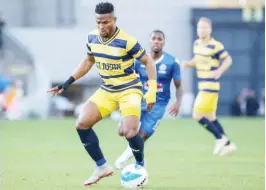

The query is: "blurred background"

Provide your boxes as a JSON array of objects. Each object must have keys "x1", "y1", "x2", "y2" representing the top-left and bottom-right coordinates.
[{"x1": 0, "y1": 0, "x2": 264, "y2": 120}]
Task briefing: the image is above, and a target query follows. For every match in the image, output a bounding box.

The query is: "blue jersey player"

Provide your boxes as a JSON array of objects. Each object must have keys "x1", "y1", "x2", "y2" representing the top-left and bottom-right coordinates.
[{"x1": 115, "y1": 30, "x2": 183, "y2": 169}]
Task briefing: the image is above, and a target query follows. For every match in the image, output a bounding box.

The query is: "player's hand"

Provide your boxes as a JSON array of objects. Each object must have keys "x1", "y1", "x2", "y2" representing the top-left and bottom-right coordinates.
[
  {"x1": 143, "y1": 80, "x2": 157, "y2": 112},
  {"x1": 182, "y1": 61, "x2": 191, "y2": 68},
  {"x1": 47, "y1": 85, "x2": 64, "y2": 96},
  {"x1": 168, "y1": 102, "x2": 180, "y2": 117},
  {"x1": 212, "y1": 70, "x2": 223, "y2": 80}
]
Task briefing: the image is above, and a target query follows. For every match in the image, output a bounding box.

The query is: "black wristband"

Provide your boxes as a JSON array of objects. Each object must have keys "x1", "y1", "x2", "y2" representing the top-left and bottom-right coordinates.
[{"x1": 58, "y1": 76, "x2": 75, "y2": 90}]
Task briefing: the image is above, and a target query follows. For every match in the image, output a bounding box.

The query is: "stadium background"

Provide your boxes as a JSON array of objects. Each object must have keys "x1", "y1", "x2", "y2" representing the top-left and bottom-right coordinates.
[{"x1": 0, "y1": 0, "x2": 265, "y2": 190}]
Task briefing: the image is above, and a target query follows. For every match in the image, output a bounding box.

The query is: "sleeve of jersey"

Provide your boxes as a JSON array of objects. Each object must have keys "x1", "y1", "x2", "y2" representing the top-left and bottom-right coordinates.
[
  {"x1": 86, "y1": 42, "x2": 93, "y2": 55},
  {"x1": 127, "y1": 38, "x2": 146, "y2": 60},
  {"x1": 215, "y1": 43, "x2": 229, "y2": 60},
  {"x1": 172, "y1": 58, "x2": 181, "y2": 81}
]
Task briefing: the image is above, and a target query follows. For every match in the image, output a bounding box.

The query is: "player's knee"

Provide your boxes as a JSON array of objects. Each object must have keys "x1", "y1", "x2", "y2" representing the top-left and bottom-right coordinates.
[
  {"x1": 124, "y1": 127, "x2": 138, "y2": 139},
  {"x1": 118, "y1": 126, "x2": 124, "y2": 137},
  {"x1": 192, "y1": 112, "x2": 201, "y2": 121},
  {"x1": 75, "y1": 119, "x2": 92, "y2": 129}
]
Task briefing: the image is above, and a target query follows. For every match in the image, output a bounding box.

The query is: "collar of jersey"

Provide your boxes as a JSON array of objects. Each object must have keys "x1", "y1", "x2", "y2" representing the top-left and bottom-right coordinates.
[
  {"x1": 98, "y1": 27, "x2": 120, "y2": 45},
  {"x1": 155, "y1": 54, "x2": 164, "y2": 64},
  {"x1": 198, "y1": 37, "x2": 213, "y2": 46}
]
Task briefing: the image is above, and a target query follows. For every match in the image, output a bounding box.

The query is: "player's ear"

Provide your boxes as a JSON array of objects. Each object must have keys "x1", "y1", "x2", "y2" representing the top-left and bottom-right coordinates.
[{"x1": 114, "y1": 16, "x2": 117, "y2": 23}]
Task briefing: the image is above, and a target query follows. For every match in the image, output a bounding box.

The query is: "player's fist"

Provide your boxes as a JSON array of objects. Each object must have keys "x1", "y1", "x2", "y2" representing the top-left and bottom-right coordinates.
[
  {"x1": 212, "y1": 69, "x2": 222, "y2": 80},
  {"x1": 144, "y1": 80, "x2": 157, "y2": 112},
  {"x1": 182, "y1": 61, "x2": 191, "y2": 68},
  {"x1": 47, "y1": 85, "x2": 64, "y2": 96}
]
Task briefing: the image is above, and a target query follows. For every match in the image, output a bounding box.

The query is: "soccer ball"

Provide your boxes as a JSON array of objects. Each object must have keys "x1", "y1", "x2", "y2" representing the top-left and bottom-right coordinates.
[{"x1": 120, "y1": 164, "x2": 148, "y2": 189}]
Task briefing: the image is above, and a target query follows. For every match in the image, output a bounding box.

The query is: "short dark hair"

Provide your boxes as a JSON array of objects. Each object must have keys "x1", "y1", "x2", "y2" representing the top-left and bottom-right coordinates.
[
  {"x1": 151, "y1": 30, "x2": 165, "y2": 40},
  {"x1": 95, "y1": 2, "x2": 114, "y2": 14}
]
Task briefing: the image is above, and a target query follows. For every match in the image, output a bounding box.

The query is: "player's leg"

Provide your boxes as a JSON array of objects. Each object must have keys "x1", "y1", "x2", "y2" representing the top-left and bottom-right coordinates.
[
  {"x1": 115, "y1": 109, "x2": 144, "y2": 169},
  {"x1": 193, "y1": 92, "x2": 228, "y2": 155},
  {"x1": 193, "y1": 92, "x2": 223, "y2": 139},
  {"x1": 118, "y1": 90, "x2": 145, "y2": 166},
  {"x1": 79, "y1": 89, "x2": 117, "y2": 185},
  {"x1": 212, "y1": 117, "x2": 237, "y2": 155},
  {"x1": 115, "y1": 103, "x2": 166, "y2": 169}
]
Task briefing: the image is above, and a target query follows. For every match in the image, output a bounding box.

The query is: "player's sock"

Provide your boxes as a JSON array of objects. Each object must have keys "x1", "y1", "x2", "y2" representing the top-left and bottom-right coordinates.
[
  {"x1": 213, "y1": 119, "x2": 231, "y2": 145},
  {"x1": 126, "y1": 134, "x2": 144, "y2": 166},
  {"x1": 77, "y1": 128, "x2": 106, "y2": 167},
  {"x1": 199, "y1": 117, "x2": 223, "y2": 139}
]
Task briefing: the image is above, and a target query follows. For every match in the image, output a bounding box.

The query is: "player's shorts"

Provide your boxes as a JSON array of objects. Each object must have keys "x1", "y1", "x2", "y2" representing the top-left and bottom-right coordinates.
[
  {"x1": 193, "y1": 91, "x2": 219, "y2": 113},
  {"x1": 89, "y1": 88, "x2": 143, "y2": 118},
  {"x1": 140, "y1": 102, "x2": 167, "y2": 137}
]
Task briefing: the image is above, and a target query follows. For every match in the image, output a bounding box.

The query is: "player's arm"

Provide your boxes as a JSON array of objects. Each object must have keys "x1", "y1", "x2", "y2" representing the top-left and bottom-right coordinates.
[
  {"x1": 138, "y1": 54, "x2": 156, "y2": 81},
  {"x1": 47, "y1": 43, "x2": 95, "y2": 96},
  {"x1": 168, "y1": 60, "x2": 183, "y2": 117},
  {"x1": 47, "y1": 55, "x2": 95, "y2": 95},
  {"x1": 127, "y1": 38, "x2": 157, "y2": 111},
  {"x1": 183, "y1": 58, "x2": 196, "y2": 68},
  {"x1": 72, "y1": 55, "x2": 95, "y2": 80},
  {"x1": 213, "y1": 44, "x2": 232, "y2": 79}
]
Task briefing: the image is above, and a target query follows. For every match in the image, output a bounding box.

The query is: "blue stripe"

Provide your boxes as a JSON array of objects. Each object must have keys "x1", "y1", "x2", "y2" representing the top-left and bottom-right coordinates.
[
  {"x1": 201, "y1": 89, "x2": 219, "y2": 93},
  {"x1": 128, "y1": 42, "x2": 141, "y2": 56},
  {"x1": 86, "y1": 44, "x2": 91, "y2": 51},
  {"x1": 216, "y1": 49, "x2": 225, "y2": 57},
  {"x1": 195, "y1": 53, "x2": 219, "y2": 60},
  {"x1": 207, "y1": 44, "x2": 215, "y2": 49},
  {"x1": 103, "y1": 78, "x2": 140, "y2": 90},
  {"x1": 101, "y1": 85, "x2": 142, "y2": 93},
  {"x1": 93, "y1": 53, "x2": 122, "y2": 60},
  {"x1": 100, "y1": 73, "x2": 128, "y2": 79},
  {"x1": 135, "y1": 50, "x2": 146, "y2": 60},
  {"x1": 93, "y1": 52, "x2": 133, "y2": 61},
  {"x1": 124, "y1": 64, "x2": 134, "y2": 75},
  {"x1": 198, "y1": 78, "x2": 218, "y2": 82},
  {"x1": 88, "y1": 35, "x2": 100, "y2": 44},
  {"x1": 197, "y1": 66, "x2": 218, "y2": 71},
  {"x1": 108, "y1": 39, "x2": 127, "y2": 49}
]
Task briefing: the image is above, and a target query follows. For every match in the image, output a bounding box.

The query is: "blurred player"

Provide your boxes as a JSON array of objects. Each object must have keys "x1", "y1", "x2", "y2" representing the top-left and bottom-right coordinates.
[
  {"x1": 183, "y1": 17, "x2": 236, "y2": 156},
  {"x1": 115, "y1": 30, "x2": 183, "y2": 169},
  {"x1": 47, "y1": 2, "x2": 157, "y2": 186}
]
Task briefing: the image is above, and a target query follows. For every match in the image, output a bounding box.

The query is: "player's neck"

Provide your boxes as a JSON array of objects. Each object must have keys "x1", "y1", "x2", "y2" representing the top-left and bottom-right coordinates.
[
  {"x1": 151, "y1": 51, "x2": 163, "y2": 61},
  {"x1": 199, "y1": 37, "x2": 212, "y2": 44},
  {"x1": 101, "y1": 27, "x2": 118, "y2": 42}
]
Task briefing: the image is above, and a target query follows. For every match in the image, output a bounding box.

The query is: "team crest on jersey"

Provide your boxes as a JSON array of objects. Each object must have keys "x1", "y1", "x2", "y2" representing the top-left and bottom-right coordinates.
[{"x1": 158, "y1": 64, "x2": 167, "y2": 74}]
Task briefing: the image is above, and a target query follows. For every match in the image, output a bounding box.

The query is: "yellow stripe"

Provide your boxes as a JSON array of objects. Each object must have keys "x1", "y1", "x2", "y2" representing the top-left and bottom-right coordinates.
[
  {"x1": 220, "y1": 51, "x2": 229, "y2": 59},
  {"x1": 91, "y1": 44, "x2": 127, "y2": 56},
  {"x1": 197, "y1": 71, "x2": 215, "y2": 78},
  {"x1": 198, "y1": 82, "x2": 220, "y2": 90}
]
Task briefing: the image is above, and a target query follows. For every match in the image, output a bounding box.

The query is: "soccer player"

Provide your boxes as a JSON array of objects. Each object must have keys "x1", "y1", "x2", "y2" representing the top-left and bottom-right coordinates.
[
  {"x1": 115, "y1": 30, "x2": 183, "y2": 169},
  {"x1": 47, "y1": 2, "x2": 157, "y2": 186},
  {"x1": 183, "y1": 17, "x2": 236, "y2": 156}
]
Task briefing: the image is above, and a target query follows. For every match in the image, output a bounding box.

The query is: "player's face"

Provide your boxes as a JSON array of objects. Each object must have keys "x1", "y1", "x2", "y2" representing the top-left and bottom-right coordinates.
[
  {"x1": 150, "y1": 32, "x2": 165, "y2": 53},
  {"x1": 96, "y1": 14, "x2": 116, "y2": 38},
  {"x1": 197, "y1": 21, "x2": 212, "y2": 39}
]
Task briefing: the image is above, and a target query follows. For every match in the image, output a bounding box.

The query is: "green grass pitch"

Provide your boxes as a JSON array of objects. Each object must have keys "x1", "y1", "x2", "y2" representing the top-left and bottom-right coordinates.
[{"x1": 0, "y1": 118, "x2": 264, "y2": 190}]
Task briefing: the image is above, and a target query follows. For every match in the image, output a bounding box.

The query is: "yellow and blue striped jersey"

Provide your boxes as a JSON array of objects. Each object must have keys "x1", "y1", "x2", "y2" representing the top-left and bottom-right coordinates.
[
  {"x1": 86, "y1": 28, "x2": 145, "y2": 92},
  {"x1": 193, "y1": 38, "x2": 229, "y2": 93}
]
